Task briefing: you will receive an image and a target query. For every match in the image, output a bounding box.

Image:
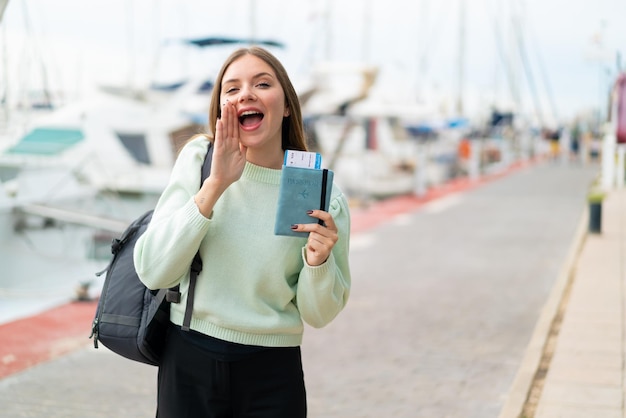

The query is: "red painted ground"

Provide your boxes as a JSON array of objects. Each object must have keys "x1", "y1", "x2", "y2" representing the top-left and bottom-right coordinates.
[
  {"x1": 0, "y1": 157, "x2": 536, "y2": 379},
  {"x1": 350, "y1": 158, "x2": 532, "y2": 233},
  {"x1": 0, "y1": 301, "x2": 97, "y2": 379}
]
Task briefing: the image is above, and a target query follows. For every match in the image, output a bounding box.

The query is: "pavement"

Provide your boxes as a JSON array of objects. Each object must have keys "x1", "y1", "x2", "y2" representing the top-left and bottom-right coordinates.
[
  {"x1": 502, "y1": 185, "x2": 626, "y2": 418},
  {"x1": 0, "y1": 159, "x2": 623, "y2": 417}
]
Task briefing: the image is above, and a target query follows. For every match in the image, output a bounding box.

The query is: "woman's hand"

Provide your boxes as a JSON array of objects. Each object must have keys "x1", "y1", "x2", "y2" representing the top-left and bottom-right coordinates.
[
  {"x1": 291, "y1": 210, "x2": 339, "y2": 266},
  {"x1": 211, "y1": 100, "x2": 247, "y2": 188},
  {"x1": 195, "y1": 101, "x2": 247, "y2": 217}
]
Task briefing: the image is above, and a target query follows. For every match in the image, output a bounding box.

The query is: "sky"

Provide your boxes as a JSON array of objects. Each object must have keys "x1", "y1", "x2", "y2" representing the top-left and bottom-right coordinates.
[{"x1": 1, "y1": 0, "x2": 625, "y2": 127}]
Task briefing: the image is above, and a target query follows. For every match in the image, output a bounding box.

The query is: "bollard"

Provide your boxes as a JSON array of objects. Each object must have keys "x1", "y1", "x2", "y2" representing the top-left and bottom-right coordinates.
[
  {"x1": 587, "y1": 189, "x2": 605, "y2": 234},
  {"x1": 588, "y1": 201, "x2": 602, "y2": 233}
]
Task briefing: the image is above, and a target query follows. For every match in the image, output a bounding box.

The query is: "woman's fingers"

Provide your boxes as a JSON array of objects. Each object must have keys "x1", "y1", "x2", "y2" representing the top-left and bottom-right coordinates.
[
  {"x1": 212, "y1": 101, "x2": 246, "y2": 186},
  {"x1": 291, "y1": 210, "x2": 339, "y2": 266},
  {"x1": 216, "y1": 101, "x2": 238, "y2": 146},
  {"x1": 311, "y1": 210, "x2": 337, "y2": 231},
  {"x1": 228, "y1": 101, "x2": 238, "y2": 141},
  {"x1": 305, "y1": 230, "x2": 337, "y2": 266},
  {"x1": 218, "y1": 101, "x2": 235, "y2": 145},
  {"x1": 291, "y1": 210, "x2": 337, "y2": 233}
]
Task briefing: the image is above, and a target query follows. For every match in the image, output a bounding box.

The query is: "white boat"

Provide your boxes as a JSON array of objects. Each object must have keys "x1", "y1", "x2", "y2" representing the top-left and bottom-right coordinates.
[
  {"x1": 0, "y1": 125, "x2": 161, "y2": 324},
  {"x1": 0, "y1": 178, "x2": 158, "y2": 324},
  {"x1": 0, "y1": 94, "x2": 168, "y2": 325},
  {"x1": 298, "y1": 63, "x2": 466, "y2": 199}
]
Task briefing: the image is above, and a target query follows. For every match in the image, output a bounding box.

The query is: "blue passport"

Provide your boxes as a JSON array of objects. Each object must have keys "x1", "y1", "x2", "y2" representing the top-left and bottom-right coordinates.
[{"x1": 274, "y1": 166, "x2": 334, "y2": 237}]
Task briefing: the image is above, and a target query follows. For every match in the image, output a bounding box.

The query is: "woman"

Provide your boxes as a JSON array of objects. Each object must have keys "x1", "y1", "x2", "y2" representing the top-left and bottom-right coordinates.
[{"x1": 134, "y1": 46, "x2": 351, "y2": 417}]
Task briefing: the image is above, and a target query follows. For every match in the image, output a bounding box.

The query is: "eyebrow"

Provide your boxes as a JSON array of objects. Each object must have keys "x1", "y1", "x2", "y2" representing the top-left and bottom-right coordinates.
[{"x1": 223, "y1": 72, "x2": 275, "y2": 85}]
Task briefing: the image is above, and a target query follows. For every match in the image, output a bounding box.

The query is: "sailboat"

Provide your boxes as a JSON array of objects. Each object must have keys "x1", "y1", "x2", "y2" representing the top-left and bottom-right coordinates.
[{"x1": 0, "y1": 0, "x2": 162, "y2": 324}]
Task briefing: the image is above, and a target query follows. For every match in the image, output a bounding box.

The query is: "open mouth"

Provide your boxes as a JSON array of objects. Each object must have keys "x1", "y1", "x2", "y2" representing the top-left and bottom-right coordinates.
[{"x1": 239, "y1": 111, "x2": 264, "y2": 127}]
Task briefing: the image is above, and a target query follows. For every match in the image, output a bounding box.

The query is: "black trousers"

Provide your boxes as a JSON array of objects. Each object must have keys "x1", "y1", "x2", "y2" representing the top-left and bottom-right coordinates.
[{"x1": 156, "y1": 327, "x2": 307, "y2": 418}]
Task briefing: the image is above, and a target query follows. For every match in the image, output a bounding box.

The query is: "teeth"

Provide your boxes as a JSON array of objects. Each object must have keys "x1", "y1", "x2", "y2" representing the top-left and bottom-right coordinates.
[{"x1": 240, "y1": 110, "x2": 261, "y2": 116}]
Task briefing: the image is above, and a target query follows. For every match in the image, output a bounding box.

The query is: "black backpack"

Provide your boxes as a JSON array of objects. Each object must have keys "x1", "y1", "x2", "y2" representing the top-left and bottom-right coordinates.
[{"x1": 90, "y1": 141, "x2": 213, "y2": 365}]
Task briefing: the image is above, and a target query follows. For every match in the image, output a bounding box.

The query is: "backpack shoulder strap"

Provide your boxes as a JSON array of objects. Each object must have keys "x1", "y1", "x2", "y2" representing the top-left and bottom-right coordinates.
[
  {"x1": 201, "y1": 140, "x2": 214, "y2": 186},
  {"x1": 181, "y1": 139, "x2": 213, "y2": 331}
]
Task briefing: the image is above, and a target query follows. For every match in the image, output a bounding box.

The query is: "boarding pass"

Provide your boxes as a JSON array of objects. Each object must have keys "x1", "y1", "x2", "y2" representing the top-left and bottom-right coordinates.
[{"x1": 283, "y1": 150, "x2": 322, "y2": 169}]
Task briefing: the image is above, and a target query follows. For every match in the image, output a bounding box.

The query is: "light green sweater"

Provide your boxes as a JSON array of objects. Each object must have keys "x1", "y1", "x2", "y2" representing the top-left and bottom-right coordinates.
[{"x1": 134, "y1": 136, "x2": 351, "y2": 347}]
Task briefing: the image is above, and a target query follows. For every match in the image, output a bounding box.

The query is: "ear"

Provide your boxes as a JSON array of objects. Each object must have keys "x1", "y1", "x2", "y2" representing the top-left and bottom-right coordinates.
[{"x1": 284, "y1": 105, "x2": 290, "y2": 117}]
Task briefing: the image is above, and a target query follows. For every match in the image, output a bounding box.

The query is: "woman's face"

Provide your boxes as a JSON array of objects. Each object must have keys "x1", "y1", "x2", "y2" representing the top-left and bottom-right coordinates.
[{"x1": 220, "y1": 54, "x2": 289, "y2": 154}]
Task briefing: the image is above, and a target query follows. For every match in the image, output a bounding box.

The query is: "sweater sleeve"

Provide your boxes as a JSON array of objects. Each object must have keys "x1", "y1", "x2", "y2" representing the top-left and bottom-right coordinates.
[
  {"x1": 133, "y1": 137, "x2": 212, "y2": 290},
  {"x1": 296, "y1": 188, "x2": 351, "y2": 328}
]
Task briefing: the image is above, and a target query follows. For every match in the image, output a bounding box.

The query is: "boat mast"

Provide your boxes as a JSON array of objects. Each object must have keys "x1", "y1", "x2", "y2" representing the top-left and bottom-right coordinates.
[
  {"x1": 1, "y1": 1, "x2": 8, "y2": 127},
  {"x1": 249, "y1": 0, "x2": 256, "y2": 44},
  {"x1": 415, "y1": 0, "x2": 429, "y2": 101},
  {"x1": 362, "y1": 0, "x2": 371, "y2": 63},
  {"x1": 511, "y1": 2, "x2": 544, "y2": 127},
  {"x1": 456, "y1": 0, "x2": 466, "y2": 117},
  {"x1": 325, "y1": 0, "x2": 332, "y2": 60},
  {"x1": 125, "y1": 0, "x2": 135, "y2": 91},
  {"x1": 0, "y1": 0, "x2": 8, "y2": 22}
]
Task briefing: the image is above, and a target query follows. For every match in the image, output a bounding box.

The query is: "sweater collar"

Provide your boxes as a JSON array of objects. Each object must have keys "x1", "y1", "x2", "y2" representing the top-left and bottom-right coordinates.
[{"x1": 243, "y1": 161, "x2": 282, "y2": 185}]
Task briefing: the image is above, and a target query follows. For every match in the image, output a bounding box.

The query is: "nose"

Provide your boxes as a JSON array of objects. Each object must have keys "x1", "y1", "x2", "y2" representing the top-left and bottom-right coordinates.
[{"x1": 238, "y1": 86, "x2": 256, "y2": 102}]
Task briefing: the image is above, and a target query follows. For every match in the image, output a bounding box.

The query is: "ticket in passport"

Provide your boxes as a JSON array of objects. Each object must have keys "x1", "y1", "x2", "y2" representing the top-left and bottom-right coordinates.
[{"x1": 283, "y1": 150, "x2": 322, "y2": 169}]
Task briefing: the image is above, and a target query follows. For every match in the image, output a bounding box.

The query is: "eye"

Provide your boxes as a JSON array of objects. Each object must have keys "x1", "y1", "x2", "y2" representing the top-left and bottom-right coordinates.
[
  {"x1": 256, "y1": 82, "x2": 271, "y2": 88},
  {"x1": 224, "y1": 87, "x2": 238, "y2": 94}
]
